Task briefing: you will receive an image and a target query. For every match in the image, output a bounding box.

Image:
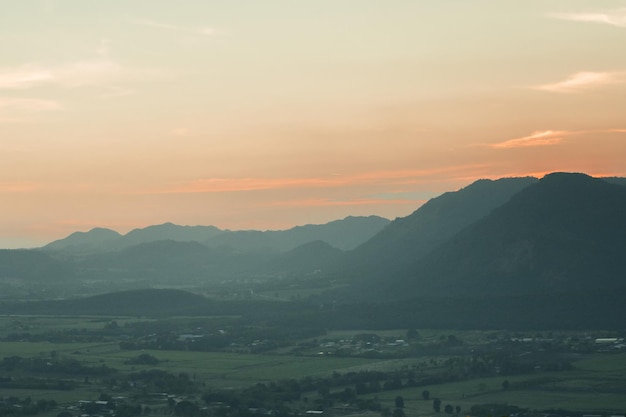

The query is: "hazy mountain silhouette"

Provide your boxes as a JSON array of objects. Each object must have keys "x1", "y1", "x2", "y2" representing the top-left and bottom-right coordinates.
[
  {"x1": 1, "y1": 289, "x2": 212, "y2": 316},
  {"x1": 75, "y1": 240, "x2": 242, "y2": 283},
  {"x1": 603, "y1": 177, "x2": 626, "y2": 187},
  {"x1": 335, "y1": 177, "x2": 538, "y2": 280},
  {"x1": 44, "y1": 216, "x2": 389, "y2": 256},
  {"x1": 0, "y1": 249, "x2": 74, "y2": 282},
  {"x1": 3, "y1": 172, "x2": 626, "y2": 329},
  {"x1": 123, "y1": 223, "x2": 222, "y2": 246},
  {"x1": 205, "y1": 215, "x2": 390, "y2": 253},
  {"x1": 44, "y1": 227, "x2": 122, "y2": 253},
  {"x1": 354, "y1": 173, "x2": 626, "y2": 300},
  {"x1": 266, "y1": 240, "x2": 343, "y2": 276}
]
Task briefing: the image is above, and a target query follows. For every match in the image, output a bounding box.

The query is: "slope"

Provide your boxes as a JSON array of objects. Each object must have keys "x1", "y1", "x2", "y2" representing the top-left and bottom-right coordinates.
[{"x1": 380, "y1": 172, "x2": 626, "y2": 299}]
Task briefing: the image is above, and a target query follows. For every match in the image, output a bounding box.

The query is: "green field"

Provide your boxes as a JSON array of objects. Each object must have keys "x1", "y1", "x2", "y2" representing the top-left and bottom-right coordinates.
[{"x1": 1, "y1": 316, "x2": 625, "y2": 416}]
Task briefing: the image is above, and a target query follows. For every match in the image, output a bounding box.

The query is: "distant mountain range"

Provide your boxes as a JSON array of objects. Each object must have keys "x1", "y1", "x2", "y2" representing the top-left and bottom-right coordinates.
[
  {"x1": 0, "y1": 216, "x2": 390, "y2": 293},
  {"x1": 2, "y1": 172, "x2": 625, "y2": 329},
  {"x1": 336, "y1": 172, "x2": 626, "y2": 302},
  {"x1": 43, "y1": 216, "x2": 390, "y2": 254}
]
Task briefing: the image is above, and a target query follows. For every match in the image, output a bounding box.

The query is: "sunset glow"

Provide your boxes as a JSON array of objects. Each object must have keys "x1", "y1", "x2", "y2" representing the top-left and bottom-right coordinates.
[{"x1": 2, "y1": 1, "x2": 626, "y2": 247}]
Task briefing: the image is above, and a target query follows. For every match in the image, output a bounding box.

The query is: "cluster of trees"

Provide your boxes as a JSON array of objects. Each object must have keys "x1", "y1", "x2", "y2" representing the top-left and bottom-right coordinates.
[
  {"x1": 111, "y1": 369, "x2": 198, "y2": 395},
  {"x1": 0, "y1": 396, "x2": 57, "y2": 417},
  {"x1": 1, "y1": 355, "x2": 115, "y2": 376}
]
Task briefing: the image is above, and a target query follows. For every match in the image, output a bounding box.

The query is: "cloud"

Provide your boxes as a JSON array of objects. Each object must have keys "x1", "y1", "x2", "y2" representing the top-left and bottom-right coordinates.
[
  {"x1": 0, "y1": 181, "x2": 40, "y2": 193},
  {"x1": 0, "y1": 65, "x2": 54, "y2": 90},
  {"x1": 0, "y1": 97, "x2": 62, "y2": 123},
  {"x1": 0, "y1": 40, "x2": 126, "y2": 92},
  {"x1": 549, "y1": 8, "x2": 626, "y2": 28},
  {"x1": 533, "y1": 71, "x2": 620, "y2": 93},
  {"x1": 0, "y1": 97, "x2": 62, "y2": 111},
  {"x1": 131, "y1": 18, "x2": 216, "y2": 37},
  {"x1": 0, "y1": 58, "x2": 121, "y2": 91},
  {"x1": 142, "y1": 165, "x2": 489, "y2": 195},
  {"x1": 268, "y1": 198, "x2": 421, "y2": 208},
  {"x1": 488, "y1": 128, "x2": 626, "y2": 150},
  {"x1": 490, "y1": 130, "x2": 566, "y2": 149}
]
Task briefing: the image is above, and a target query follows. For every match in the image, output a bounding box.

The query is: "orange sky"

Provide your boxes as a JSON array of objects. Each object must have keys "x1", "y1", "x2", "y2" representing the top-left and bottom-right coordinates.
[{"x1": 2, "y1": 1, "x2": 626, "y2": 248}]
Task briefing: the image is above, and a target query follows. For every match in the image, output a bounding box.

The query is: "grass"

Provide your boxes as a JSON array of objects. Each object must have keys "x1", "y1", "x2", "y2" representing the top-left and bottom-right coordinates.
[
  {"x1": 366, "y1": 361, "x2": 626, "y2": 415},
  {"x1": 1, "y1": 317, "x2": 626, "y2": 415}
]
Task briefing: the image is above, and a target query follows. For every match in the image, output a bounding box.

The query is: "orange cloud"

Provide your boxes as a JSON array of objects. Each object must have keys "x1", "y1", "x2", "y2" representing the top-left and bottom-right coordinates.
[
  {"x1": 489, "y1": 128, "x2": 626, "y2": 150},
  {"x1": 0, "y1": 181, "x2": 40, "y2": 193},
  {"x1": 144, "y1": 164, "x2": 490, "y2": 195},
  {"x1": 268, "y1": 198, "x2": 423, "y2": 208},
  {"x1": 490, "y1": 130, "x2": 566, "y2": 149},
  {"x1": 533, "y1": 72, "x2": 621, "y2": 93}
]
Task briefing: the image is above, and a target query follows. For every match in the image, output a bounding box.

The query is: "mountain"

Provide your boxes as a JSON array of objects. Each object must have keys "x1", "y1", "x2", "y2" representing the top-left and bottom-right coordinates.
[
  {"x1": 334, "y1": 176, "x2": 538, "y2": 281},
  {"x1": 205, "y1": 215, "x2": 390, "y2": 253},
  {"x1": 123, "y1": 223, "x2": 222, "y2": 246},
  {"x1": 603, "y1": 177, "x2": 626, "y2": 187},
  {"x1": 0, "y1": 249, "x2": 74, "y2": 283},
  {"x1": 43, "y1": 216, "x2": 390, "y2": 256},
  {"x1": 44, "y1": 228, "x2": 122, "y2": 253},
  {"x1": 0, "y1": 289, "x2": 212, "y2": 316},
  {"x1": 75, "y1": 240, "x2": 245, "y2": 284},
  {"x1": 360, "y1": 173, "x2": 626, "y2": 300},
  {"x1": 266, "y1": 240, "x2": 344, "y2": 276}
]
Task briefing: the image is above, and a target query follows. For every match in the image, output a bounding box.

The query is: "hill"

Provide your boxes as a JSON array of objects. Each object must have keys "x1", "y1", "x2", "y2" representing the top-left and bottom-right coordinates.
[
  {"x1": 0, "y1": 289, "x2": 212, "y2": 316},
  {"x1": 44, "y1": 216, "x2": 390, "y2": 256},
  {"x1": 0, "y1": 249, "x2": 74, "y2": 283},
  {"x1": 335, "y1": 176, "x2": 538, "y2": 281},
  {"x1": 204, "y1": 215, "x2": 390, "y2": 253},
  {"x1": 44, "y1": 228, "x2": 122, "y2": 253},
  {"x1": 266, "y1": 240, "x2": 344, "y2": 276},
  {"x1": 338, "y1": 173, "x2": 626, "y2": 306},
  {"x1": 381, "y1": 172, "x2": 626, "y2": 298}
]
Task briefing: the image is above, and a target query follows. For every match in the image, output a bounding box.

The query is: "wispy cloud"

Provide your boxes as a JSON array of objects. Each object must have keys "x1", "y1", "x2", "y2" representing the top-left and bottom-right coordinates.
[
  {"x1": 0, "y1": 181, "x2": 40, "y2": 193},
  {"x1": 488, "y1": 128, "x2": 626, "y2": 150},
  {"x1": 490, "y1": 130, "x2": 566, "y2": 149},
  {"x1": 533, "y1": 71, "x2": 620, "y2": 93},
  {"x1": 0, "y1": 97, "x2": 62, "y2": 123},
  {"x1": 142, "y1": 165, "x2": 488, "y2": 195},
  {"x1": 0, "y1": 65, "x2": 54, "y2": 90},
  {"x1": 0, "y1": 58, "x2": 121, "y2": 91},
  {"x1": 0, "y1": 40, "x2": 128, "y2": 93},
  {"x1": 0, "y1": 97, "x2": 62, "y2": 112},
  {"x1": 548, "y1": 8, "x2": 626, "y2": 28},
  {"x1": 268, "y1": 198, "x2": 421, "y2": 208},
  {"x1": 131, "y1": 18, "x2": 216, "y2": 37}
]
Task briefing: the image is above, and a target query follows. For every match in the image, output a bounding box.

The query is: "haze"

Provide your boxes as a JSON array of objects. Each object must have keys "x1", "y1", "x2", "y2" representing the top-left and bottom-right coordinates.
[{"x1": 2, "y1": 1, "x2": 626, "y2": 248}]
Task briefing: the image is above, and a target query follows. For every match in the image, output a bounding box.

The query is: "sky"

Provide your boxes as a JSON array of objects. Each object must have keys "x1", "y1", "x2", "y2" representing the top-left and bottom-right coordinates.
[{"x1": 2, "y1": 0, "x2": 626, "y2": 248}]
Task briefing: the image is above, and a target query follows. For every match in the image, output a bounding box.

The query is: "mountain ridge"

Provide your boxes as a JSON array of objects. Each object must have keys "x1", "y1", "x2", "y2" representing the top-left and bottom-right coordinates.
[
  {"x1": 43, "y1": 215, "x2": 390, "y2": 255},
  {"x1": 348, "y1": 172, "x2": 626, "y2": 301}
]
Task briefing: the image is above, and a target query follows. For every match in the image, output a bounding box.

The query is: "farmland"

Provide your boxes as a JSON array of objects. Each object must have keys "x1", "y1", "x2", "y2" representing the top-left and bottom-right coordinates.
[{"x1": 0, "y1": 314, "x2": 625, "y2": 417}]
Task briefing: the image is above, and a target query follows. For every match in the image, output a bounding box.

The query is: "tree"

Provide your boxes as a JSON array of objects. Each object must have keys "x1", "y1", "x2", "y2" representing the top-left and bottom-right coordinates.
[
  {"x1": 433, "y1": 398, "x2": 441, "y2": 412},
  {"x1": 444, "y1": 404, "x2": 454, "y2": 414},
  {"x1": 174, "y1": 400, "x2": 199, "y2": 417},
  {"x1": 393, "y1": 408, "x2": 405, "y2": 417},
  {"x1": 502, "y1": 379, "x2": 510, "y2": 390},
  {"x1": 455, "y1": 405, "x2": 461, "y2": 415},
  {"x1": 340, "y1": 387, "x2": 355, "y2": 403},
  {"x1": 394, "y1": 396, "x2": 404, "y2": 409},
  {"x1": 406, "y1": 328, "x2": 420, "y2": 340},
  {"x1": 422, "y1": 390, "x2": 430, "y2": 400}
]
